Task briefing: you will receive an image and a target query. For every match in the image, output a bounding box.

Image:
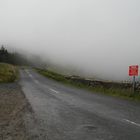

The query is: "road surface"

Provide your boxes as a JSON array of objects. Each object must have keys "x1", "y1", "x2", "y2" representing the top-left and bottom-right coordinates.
[{"x1": 20, "y1": 69, "x2": 140, "y2": 140}]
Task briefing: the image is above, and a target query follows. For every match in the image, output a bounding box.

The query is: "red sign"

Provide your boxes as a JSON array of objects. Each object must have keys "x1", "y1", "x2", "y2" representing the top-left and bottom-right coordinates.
[{"x1": 129, "y1": 65, "x2": 139, "y2": 76}]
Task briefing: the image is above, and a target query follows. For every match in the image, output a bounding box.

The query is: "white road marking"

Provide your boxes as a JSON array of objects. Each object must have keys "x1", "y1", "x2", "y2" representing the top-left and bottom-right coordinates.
[
  {"x1": 25, "y1": 70, "x2": 33, "y2": 78},
  {"x1": 25, "y1": 69, "x2": 30, "y2": 74},
  {"x1": 27, "y1": 72, "x2": 39, "y2": 84},
  {"x1": 49, "y1": 88, "x2": 59, "y2": 93},
  {"x1": 123, "y1": 119, "x2": 140, "y2": 127},
  {"x1": 29, "y1": 74, "x2": 33, "y2": 78},
  {"x1": 34, "y1": 80, "x2": 39, "y2": 84}
]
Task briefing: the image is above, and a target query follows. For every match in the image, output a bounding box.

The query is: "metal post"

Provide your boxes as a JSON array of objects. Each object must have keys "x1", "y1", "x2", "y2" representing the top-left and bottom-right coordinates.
[{"x1": 133, "y1": 76, "x2": 135, "y2": 93}]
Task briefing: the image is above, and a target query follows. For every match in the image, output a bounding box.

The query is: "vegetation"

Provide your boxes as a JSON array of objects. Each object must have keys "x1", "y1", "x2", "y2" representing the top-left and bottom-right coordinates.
[
  {"x1": 0, "y1": 45, "x2": 31, "y2": 66},
  {"x1": 36, "y1": 68, "x2": 140, "y2": 101},
  {"x1": 0, "y1": 45, "x2": 28, "y2": 83},
  {"x1": 0, "y1": 63, "x2": 18, "y2": 83}
]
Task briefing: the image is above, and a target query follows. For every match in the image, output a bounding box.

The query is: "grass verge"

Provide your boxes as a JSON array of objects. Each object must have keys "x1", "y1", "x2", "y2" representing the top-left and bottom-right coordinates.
[
  {"x1": 36, "y1": 68, "x2": 140, "y2": 101},
  {"x1": 0, "y1": 63, "x2": 18, "y2": 83}
]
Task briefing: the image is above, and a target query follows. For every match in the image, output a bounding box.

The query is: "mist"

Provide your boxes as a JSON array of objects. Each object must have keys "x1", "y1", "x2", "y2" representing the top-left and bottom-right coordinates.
[{"x1": 0, "y1": 0, "x2": 140, "y2": 81}]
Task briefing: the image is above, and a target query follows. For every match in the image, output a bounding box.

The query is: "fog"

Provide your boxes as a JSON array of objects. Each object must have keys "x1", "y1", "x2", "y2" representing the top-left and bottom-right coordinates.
[{"x1": 0, "y1": 0, "x2": 140, "y2": 81}]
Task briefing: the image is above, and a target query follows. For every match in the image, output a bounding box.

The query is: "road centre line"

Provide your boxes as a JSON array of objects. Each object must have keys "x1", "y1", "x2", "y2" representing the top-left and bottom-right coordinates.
[
  {"x1": 123, "y1": 119, "x2": 140, "y2": 127},
  {"x1": 24, "y1": 69, "x2": 32, "y2": 77},
  {"x1": 25, "y1": 69, "x2": 30, "y2": 74},
  {"x1": 28, "y1": 73, "x2": 33, "y2": 78},
  {"x1": 34, "y1": 79, "x2": 39, "y2": 84},
  {"x1": 49, "y1": 88, "x2": 59, "y2": 93}
]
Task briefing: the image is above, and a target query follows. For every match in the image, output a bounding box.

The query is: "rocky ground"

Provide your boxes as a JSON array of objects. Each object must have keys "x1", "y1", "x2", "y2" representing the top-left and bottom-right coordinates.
[{"x1": 0, "y1": 82, "x2": 42, "y2": 140}]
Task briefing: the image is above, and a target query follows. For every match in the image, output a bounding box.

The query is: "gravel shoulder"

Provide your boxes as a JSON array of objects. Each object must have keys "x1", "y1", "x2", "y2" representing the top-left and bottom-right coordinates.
[{"x1": 0, "y1": 82, "x2": 41, "y2": 140}]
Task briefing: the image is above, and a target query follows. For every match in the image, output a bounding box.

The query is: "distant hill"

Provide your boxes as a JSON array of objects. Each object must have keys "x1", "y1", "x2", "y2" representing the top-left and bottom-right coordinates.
[{"x1": 0, "y1": 45, "x2": 32, "y2": 66}]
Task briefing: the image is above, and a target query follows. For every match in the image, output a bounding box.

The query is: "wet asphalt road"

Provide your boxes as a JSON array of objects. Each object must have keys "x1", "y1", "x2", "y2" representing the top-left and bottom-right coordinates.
[{"x1": 20, "y1": 69, "x2": 140, "y2": 140}]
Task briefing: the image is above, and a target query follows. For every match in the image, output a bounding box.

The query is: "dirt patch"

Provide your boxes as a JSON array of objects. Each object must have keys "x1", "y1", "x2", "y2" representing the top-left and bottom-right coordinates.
[{"x1": 0, "y1": 83, "x2": 39, "y2": 140}]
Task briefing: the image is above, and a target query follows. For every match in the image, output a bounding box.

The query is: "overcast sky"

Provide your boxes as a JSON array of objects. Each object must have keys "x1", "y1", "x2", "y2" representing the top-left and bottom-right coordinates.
[{"x1": 0, "y1": 0, "x2": 140, "y2": 81}]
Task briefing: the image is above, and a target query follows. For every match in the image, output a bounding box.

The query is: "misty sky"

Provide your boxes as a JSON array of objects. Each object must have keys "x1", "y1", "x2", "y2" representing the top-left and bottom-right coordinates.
[{"x1": 0, "y1": 0, "x2": 140, "y2": 81}]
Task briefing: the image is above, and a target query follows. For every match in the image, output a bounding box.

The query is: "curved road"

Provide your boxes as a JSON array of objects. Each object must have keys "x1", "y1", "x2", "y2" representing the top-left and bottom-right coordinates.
[{"x1": 20, "y1": 69, "x2": 140, "y2": 140}]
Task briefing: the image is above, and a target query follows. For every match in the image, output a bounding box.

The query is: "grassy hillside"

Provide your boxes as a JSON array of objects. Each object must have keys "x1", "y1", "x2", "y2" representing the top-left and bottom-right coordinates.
[
  {"x1": 36, "y1": 68, "x2": 140, "y2": 101},
  {"x1": 0, "y1": 63, "x2": 18, "y2": 83}
]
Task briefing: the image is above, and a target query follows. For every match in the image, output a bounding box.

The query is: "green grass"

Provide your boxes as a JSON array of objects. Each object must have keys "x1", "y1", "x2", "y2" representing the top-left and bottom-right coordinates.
[
  {"x1": 36, "y1": 68, "x2": 140, "y2": 101},
  {"x1": 0, "y1": 63, "x2": 18, "y2": 83}
]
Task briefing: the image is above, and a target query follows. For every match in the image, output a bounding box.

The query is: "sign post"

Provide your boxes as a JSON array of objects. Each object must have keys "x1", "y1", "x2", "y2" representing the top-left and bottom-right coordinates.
[
  {"x1": 129, "y1": 65, "x2": 139, "y2": 93},
  {"x1": 133, "y1": 75, "x2": 135, "y2": 93}
]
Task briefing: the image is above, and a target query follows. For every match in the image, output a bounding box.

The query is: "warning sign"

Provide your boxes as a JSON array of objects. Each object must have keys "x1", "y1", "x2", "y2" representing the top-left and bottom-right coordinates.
[{"x1": 129, "y1": 65, "x2": 138, "y2": 76}]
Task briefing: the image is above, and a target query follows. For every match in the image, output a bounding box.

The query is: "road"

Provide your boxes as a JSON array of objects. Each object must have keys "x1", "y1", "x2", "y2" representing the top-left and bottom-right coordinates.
[{"x1": 20, "y1": 69, "x2": 140, "y2": 140}]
